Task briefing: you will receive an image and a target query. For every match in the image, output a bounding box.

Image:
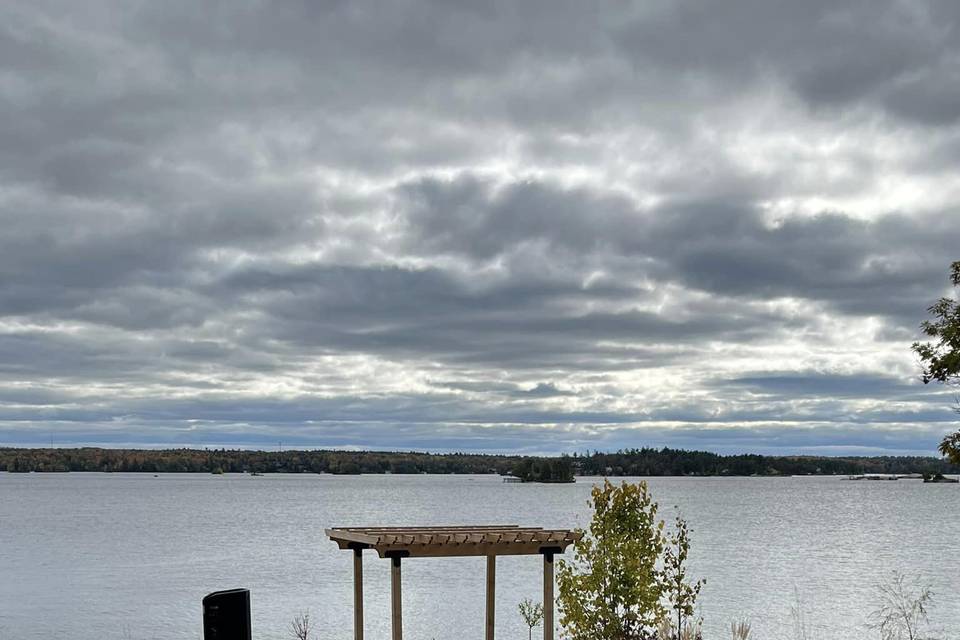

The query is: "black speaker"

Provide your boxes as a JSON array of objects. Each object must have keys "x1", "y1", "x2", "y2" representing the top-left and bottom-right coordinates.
[{"x1": 202, "y1": 588, "x2": 251, "y2": 640}]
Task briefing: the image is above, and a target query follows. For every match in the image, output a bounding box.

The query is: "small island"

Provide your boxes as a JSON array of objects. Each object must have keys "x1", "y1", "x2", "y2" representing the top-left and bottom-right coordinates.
[
  {"x1": 511, "y1": 457, "x2": 575, "y2": 483},
  {"x1": 923, "y1": 473, "x2": 959, "y2": 484}
]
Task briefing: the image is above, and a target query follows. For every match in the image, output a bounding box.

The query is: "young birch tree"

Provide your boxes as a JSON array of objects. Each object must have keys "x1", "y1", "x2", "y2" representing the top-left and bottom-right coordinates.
[
  {"x1": 557, "y1": 480, "x2": 667, "y2": 640},
  {"x1": 662, "y1": 516, "x2": 704, "y2": 640},
  {"x1": 519, "y1": 598, "x2": 544, "y2": 640}
]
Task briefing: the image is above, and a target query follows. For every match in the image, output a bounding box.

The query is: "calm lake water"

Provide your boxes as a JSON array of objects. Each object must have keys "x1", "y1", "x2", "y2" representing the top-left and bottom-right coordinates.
[{"x1": 1, "y1": 473, "x2": 958, "y2": 640}]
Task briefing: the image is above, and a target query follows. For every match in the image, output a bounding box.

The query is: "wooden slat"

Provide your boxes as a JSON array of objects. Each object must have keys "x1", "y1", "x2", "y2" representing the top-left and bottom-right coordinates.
[
  {"x1": 339, "y1": 525, "x2": 525, "y2": 532},
  {"x1": 334, "y1": 528, "x2": 543, "y2": 536},
  {"x1": 343, "y1": 525, "x2": 521, "y2": 529},
  {"x1": 373, "y1": 542, "x2": 574, "y2": 558}
]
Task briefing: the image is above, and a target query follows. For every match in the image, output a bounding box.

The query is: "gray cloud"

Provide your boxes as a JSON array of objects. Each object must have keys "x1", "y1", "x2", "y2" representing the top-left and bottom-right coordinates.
[
  {"x1": 393, "y1": 174, "x2": 956, "y2": 324},
  {"x1": 430, "y1": 380, "x2": 575, "y2": 398},
  {"x1": 1, "y1": 0, "x2": 959, "y2": 453}
]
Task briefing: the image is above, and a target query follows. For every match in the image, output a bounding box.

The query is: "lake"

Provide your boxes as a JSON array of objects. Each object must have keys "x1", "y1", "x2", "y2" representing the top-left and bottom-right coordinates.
[{"x1": 1, "y1": 473, "x2": 958, "y2": 640}]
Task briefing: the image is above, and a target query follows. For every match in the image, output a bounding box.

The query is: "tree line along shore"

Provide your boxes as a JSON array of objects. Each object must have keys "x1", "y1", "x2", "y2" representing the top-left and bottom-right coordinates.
[{"x1": 1, "y1": 446, "x2": 957, "y2": 478}]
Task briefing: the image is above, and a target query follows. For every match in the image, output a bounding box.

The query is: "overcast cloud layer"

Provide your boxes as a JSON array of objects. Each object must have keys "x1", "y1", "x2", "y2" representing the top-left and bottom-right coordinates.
[{"x1": 2, "y1": 0, "x2": 960, "y2": 455}]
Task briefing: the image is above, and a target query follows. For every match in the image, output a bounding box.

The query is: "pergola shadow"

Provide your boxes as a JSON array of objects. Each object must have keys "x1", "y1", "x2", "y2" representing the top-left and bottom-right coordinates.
[{"x1": 326, "y1": 525, "x2": 582, "y2": 640}]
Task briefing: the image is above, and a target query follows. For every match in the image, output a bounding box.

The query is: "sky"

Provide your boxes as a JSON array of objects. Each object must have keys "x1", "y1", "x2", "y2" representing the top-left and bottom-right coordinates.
[{"x1": 2, "y1": 0, "x2": 960, "y2": 455}]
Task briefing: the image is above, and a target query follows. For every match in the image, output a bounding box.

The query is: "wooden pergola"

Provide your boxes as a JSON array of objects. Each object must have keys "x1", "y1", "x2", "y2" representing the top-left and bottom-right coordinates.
[{"x1": 326, "y1": 525, "x2": 582, "y2": 640}]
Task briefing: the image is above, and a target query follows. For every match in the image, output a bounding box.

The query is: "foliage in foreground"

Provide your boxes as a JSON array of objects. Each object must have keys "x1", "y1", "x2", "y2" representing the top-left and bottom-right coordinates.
[
  {"x1": 557, "y1": 479, "x2": 703, "y2": 640},
  {"x1": 554, "y1": 479, "x2": 944, "y2": 640},
  {"x1": 912, "y1": 260, "x2": 960, "y2": 465},
  {"x1": 663, "y1": 515, "x2": 705, "y2": 638},
  {"x1": 518, "y1": 598, "x2": 544, "y2": 640},
  {"x1": 729, "y1": 619, "x2": 751, "y2": 640},
  {"x1": 288, "y1": 612, "x2": 312, "y2": 640},
  {"x1": 868, "y1": 571, "x2": 937, "y2": 640},
  {"x1": 278, "y1": 565, "x2": 940, "y2": 640}
]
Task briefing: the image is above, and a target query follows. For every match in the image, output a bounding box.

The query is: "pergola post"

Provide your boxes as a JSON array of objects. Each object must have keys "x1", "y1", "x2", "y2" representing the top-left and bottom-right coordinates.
[
  {"x1": 542, "y1": 551, "x2": 554, "y2": 640},
  {"x1": 485, "y1": 555, "x2": 496, "y2": 640},
  {"x1": 390, "y1": 555, "x2": 403, "y2": 640},
  {"x1": 352, "y1": 547, "x2": 364, "y2": 640}
]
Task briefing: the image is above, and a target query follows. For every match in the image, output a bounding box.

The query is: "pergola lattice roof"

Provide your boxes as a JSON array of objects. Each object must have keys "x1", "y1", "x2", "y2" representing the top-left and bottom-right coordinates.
[{"x1": 326, "y1": 524, "x2": 582, "y2": 557}]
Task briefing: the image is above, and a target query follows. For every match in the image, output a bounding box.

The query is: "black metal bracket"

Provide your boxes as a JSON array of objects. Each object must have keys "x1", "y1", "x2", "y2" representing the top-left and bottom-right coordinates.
[{"x1": 385, "y1": 549, "x2": 411, "y2": 565}]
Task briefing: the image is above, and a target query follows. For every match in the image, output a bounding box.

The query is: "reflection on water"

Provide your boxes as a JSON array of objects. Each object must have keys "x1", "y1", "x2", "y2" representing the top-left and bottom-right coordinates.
[{"x1": 1, "y1": 473, "x2": 958, "y2": 639}]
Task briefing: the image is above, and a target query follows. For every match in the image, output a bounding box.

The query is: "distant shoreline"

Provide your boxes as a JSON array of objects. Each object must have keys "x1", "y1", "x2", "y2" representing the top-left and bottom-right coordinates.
[{"x1": 2, "y1": 446, "x2": 957, "y2": 477}]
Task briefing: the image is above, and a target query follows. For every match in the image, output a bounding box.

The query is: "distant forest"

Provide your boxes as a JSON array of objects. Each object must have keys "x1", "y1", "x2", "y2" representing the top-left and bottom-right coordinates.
[{"x1": 2, "y1": 446, "x2": 958, "y2": 477}]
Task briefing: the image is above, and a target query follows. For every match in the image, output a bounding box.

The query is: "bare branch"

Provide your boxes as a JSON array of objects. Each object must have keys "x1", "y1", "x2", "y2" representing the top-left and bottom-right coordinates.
[{"x1": 289, "y1": 612, "x2": 312, "y2": 640}]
